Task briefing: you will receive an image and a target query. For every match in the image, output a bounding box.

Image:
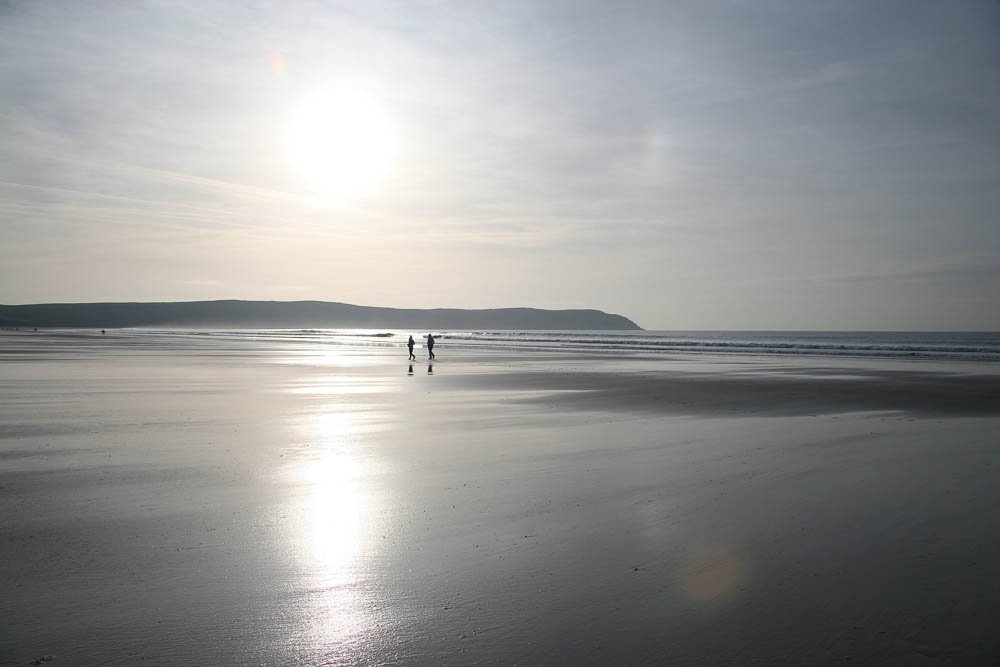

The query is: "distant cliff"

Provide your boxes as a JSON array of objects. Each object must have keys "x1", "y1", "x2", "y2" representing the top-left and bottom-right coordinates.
[{"x1": 0, "y1": 300, "x2": 641, "y2": 330}]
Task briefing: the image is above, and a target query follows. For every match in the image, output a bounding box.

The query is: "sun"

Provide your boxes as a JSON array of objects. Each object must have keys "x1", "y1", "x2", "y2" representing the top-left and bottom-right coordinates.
[{"x1": 285, "y1": 88, "x2": 395, "y2": 198}]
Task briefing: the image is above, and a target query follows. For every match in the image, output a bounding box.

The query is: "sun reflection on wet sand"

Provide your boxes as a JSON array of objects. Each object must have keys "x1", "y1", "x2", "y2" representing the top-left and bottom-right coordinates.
[
  {"x1": 286, "y1": 376, "x2": 388, "y2": 395},
  {"x1": 285, "y1": 401, "x2": 385, "y2": 661},
  {"x1": 278, "y1": 345, "x2": 393, "y2": 369}
]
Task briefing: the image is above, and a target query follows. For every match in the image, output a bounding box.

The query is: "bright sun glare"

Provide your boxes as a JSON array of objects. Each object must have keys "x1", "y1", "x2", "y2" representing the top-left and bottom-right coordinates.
[{"x1": 285, "y1": 88, "x2": 395, "y2": 198}]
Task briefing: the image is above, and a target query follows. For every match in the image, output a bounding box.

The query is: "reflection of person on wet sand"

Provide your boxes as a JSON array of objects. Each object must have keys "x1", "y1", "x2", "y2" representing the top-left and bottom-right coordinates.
[
  {"x1": 407, "y1": 335, "x2": 416, "y2": 360},
  {"x1": 426, "y1": 333, "x2": 435, "y2": 360}
]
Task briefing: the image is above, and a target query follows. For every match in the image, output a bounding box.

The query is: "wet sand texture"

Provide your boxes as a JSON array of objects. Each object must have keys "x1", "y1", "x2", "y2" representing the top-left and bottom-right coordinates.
[{"x1": 2, "y1": 331, "x2": 1000, "y2": 665}]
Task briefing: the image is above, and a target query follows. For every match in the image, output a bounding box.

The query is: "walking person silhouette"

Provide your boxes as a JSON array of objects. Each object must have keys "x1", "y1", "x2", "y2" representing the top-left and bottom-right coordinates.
[
  {"x1": 407, "y1": 335, "x2": 416, "y2": 360},
  {"x1": 426, "y1": 333, "x2": 435, "y2": 360}
]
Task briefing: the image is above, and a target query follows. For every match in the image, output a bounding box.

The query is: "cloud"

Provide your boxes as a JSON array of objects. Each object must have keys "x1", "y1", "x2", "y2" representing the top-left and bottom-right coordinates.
[
  {"x1": 2, "y1": 0, "x2": 999, "y2": 327},
  {"x1": 829, "y1": 261, "x2": 1000, "y2": 286}
]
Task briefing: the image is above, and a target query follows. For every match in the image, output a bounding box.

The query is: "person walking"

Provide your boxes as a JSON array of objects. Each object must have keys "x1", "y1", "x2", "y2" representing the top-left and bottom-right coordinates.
[
  {"x1": 407, "y1": 335, "x2": 416, "y2": 360},
  {"x1": 426, "y1": 333, "x2": 435, "y2": 360}
]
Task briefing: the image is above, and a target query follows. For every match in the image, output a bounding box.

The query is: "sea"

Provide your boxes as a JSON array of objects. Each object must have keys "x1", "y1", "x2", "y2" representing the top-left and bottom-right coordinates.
[{"x1": 23, "y1": 328, "x2": 998, "y2": 364}]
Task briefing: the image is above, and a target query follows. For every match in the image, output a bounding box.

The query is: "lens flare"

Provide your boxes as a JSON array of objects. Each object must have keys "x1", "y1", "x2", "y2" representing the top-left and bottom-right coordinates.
[{"x1": 683, "y1": 546, "x2": 744, "y2": 603}]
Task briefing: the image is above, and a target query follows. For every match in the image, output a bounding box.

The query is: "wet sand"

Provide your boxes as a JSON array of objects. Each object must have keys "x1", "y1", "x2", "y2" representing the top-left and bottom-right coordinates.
[{"x1": 2, "y1": 330, "x2": 1000, "y2": 665}]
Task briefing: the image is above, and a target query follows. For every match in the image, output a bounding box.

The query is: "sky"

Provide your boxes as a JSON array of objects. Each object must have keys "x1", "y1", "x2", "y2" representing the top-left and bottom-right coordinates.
[{"x1": 2, "y1": 0, "x2": 999, "y2": 330}]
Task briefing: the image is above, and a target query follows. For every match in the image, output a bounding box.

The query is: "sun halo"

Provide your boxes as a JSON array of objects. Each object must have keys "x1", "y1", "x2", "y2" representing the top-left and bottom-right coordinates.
[{"x1": 285, "y1": 89, "x2": 395, "y2": 199}]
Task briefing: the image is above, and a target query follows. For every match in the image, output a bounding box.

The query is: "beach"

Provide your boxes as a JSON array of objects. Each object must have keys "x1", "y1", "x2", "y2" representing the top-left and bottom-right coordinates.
[{"x1": 2, "y1": 330, "x2": 999, "y2": 666}]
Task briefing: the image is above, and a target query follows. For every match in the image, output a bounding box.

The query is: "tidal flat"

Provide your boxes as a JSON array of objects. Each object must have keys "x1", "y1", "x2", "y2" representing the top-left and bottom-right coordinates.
[{"x1": 2, "y1": 330, "x2": 999, "y2": 665}]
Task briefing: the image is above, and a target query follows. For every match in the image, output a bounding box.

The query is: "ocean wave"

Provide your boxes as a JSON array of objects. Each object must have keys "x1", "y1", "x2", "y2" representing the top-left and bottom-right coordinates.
[
  {"x1": 438, "y1": 332, "x2": 1000, "y2": 362},
  {"x1": 116, "y1": 328, "x2": 1000, "y2": 362}
]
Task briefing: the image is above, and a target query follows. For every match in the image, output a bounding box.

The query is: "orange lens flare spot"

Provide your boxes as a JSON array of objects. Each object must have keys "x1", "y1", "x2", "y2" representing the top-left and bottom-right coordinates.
[{"x1": 683, "y1": 546, "x2": 744, "y2": 603}]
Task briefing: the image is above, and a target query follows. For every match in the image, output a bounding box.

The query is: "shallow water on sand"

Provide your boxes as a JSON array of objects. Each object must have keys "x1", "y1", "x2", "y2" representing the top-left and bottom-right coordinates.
[{"x1": 2, "y1": 330, "x2": 999, "y2": 665}]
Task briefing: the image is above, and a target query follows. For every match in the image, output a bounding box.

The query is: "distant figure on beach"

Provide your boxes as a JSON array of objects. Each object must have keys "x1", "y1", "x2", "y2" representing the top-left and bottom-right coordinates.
[
  {"x1": 427, "y1": 363, "x2": 433, "y2": 375},
  {"x1": 426, "y1": 334, "x2": 435, "y2": 360},
  {"x1": 101, "y1": 329, "x2": 106, "y2": 335},
  {"x1": 407, "y1": 335, "x2": 416, "y2": 360},
  {"x1": 407, "y1": 364, "x2": 414, "y2": 376}
]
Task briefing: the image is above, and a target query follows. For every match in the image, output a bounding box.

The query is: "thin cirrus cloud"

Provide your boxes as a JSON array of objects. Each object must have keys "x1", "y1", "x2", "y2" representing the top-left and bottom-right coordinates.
[{"x1": 1, "y1": 0, "x2": 998, "y2": 329}]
